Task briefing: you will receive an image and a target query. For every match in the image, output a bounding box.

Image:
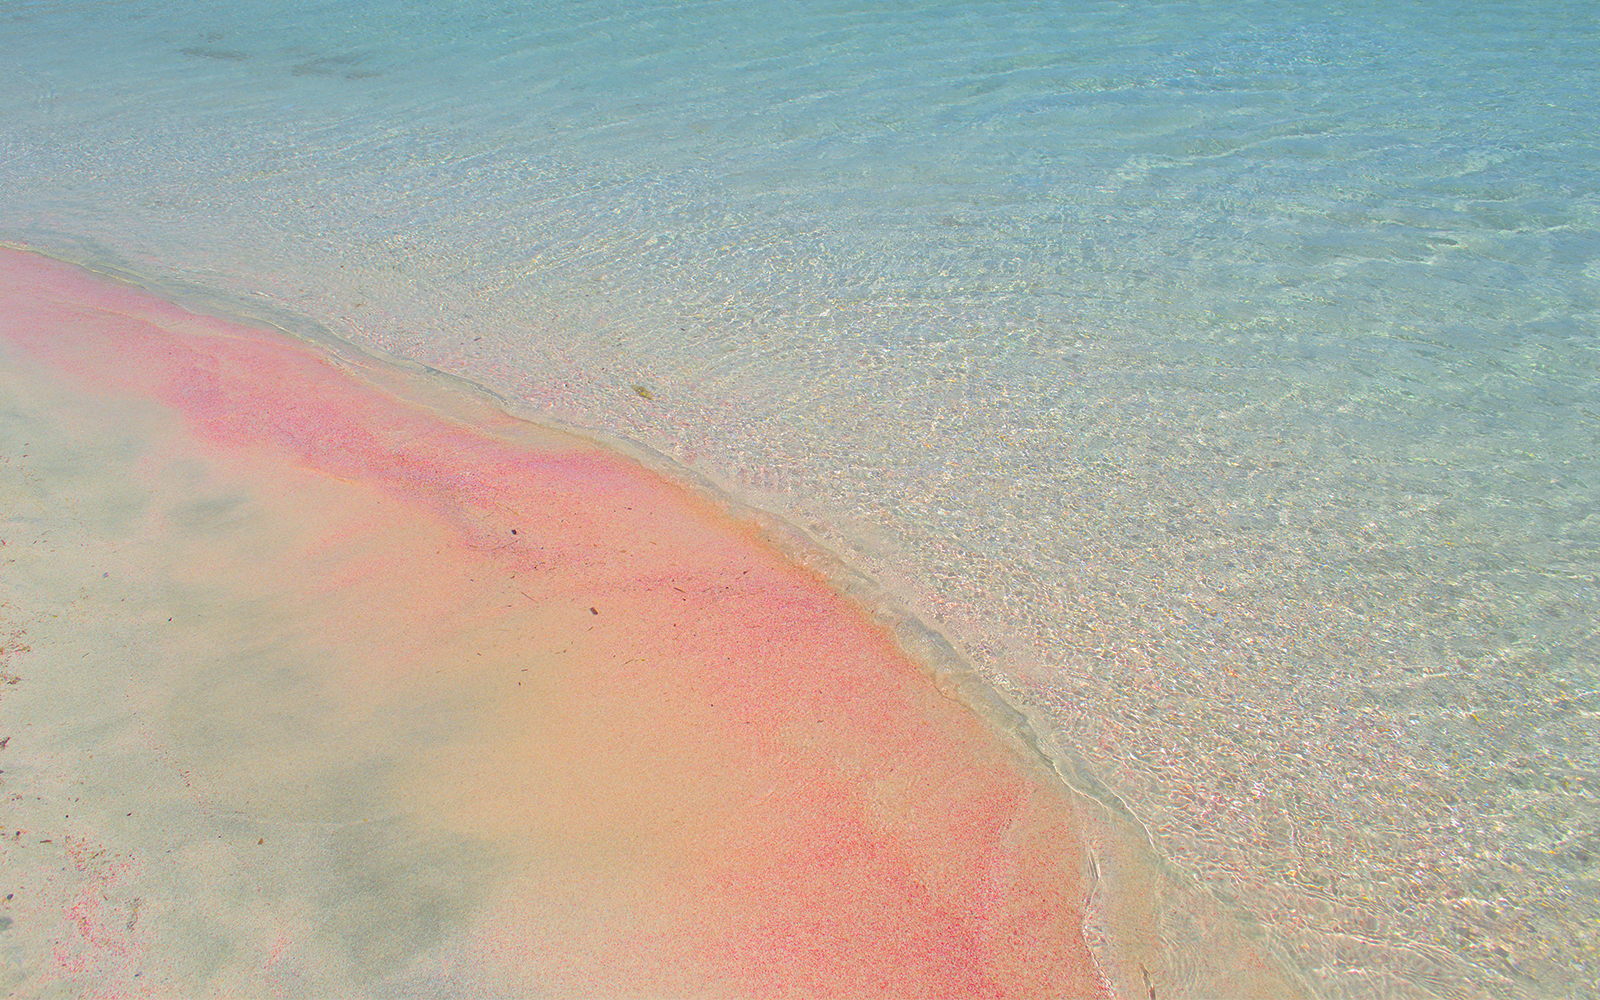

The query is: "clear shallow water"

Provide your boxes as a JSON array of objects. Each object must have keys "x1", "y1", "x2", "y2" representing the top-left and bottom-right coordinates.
[{"x1": 2, "y1": 0, "x2": 1597, "y2": 996}]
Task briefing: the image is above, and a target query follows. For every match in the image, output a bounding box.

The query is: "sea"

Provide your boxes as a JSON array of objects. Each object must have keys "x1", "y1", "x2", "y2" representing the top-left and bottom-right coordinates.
[{"x1": 2, "y1": 1, "x2": 1596, "y2": 997}]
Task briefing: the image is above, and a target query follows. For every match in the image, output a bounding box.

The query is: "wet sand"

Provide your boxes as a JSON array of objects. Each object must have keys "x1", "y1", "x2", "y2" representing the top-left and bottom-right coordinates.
[{"x1": 0, "y1": 246, "x2": 1115, "y2": 997}]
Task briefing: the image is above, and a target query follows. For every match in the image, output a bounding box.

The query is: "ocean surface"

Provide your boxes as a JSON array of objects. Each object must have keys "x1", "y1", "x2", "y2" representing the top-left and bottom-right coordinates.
[{"x1": 2, "y1": 0, "x2": 1596, "y2": 996}]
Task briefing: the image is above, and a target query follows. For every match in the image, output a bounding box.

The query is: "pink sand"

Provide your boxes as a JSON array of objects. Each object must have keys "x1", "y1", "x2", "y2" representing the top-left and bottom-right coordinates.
[{"x1": 0, "y1": 247, "x2": 1111, "y2": 997}]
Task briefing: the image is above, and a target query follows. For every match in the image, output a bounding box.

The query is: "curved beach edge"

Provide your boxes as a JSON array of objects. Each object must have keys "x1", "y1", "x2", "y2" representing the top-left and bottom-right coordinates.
[{"x1": 0, "y1": 240, "x2": 1314, "y2": 999}]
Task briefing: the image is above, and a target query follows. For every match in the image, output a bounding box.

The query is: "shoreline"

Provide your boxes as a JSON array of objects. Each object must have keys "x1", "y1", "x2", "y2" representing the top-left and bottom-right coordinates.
[
  {"x1": 0, "y1": 245, "x2": 1310, "y2": 997},
  {"x1": 2, "y1": 245, "x2": 1111, "y2": 996}
]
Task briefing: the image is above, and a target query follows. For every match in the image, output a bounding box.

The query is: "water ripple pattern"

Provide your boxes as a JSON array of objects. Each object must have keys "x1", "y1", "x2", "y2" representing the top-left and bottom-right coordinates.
[{"x1": 2, "y1": 1, "x2": 1597, "y2": 997}]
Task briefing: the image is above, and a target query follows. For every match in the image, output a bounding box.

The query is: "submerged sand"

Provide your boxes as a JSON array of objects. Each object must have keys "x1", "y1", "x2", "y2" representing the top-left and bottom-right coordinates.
[
  {"x1": 0, "y1": 246, "x2": 1112, "y2": 997},
  {"x1": 0, "y1": 247, "x2": 1309, "y2": 998}
]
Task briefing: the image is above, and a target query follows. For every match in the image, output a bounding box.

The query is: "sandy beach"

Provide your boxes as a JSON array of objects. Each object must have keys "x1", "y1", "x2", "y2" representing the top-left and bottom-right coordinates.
[
  {"x1": 0, "y1": 246, "x2": 1154, "y2": 997},
  {"x1": 8, "y1": 3, "x2": 1595, "y2": 993}
]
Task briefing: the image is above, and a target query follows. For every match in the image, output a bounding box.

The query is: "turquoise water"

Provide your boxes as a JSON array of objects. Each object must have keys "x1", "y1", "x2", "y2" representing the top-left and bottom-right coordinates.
[{"x1": 2, "y1": 1, "x2": 1597, "y2": 996}]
